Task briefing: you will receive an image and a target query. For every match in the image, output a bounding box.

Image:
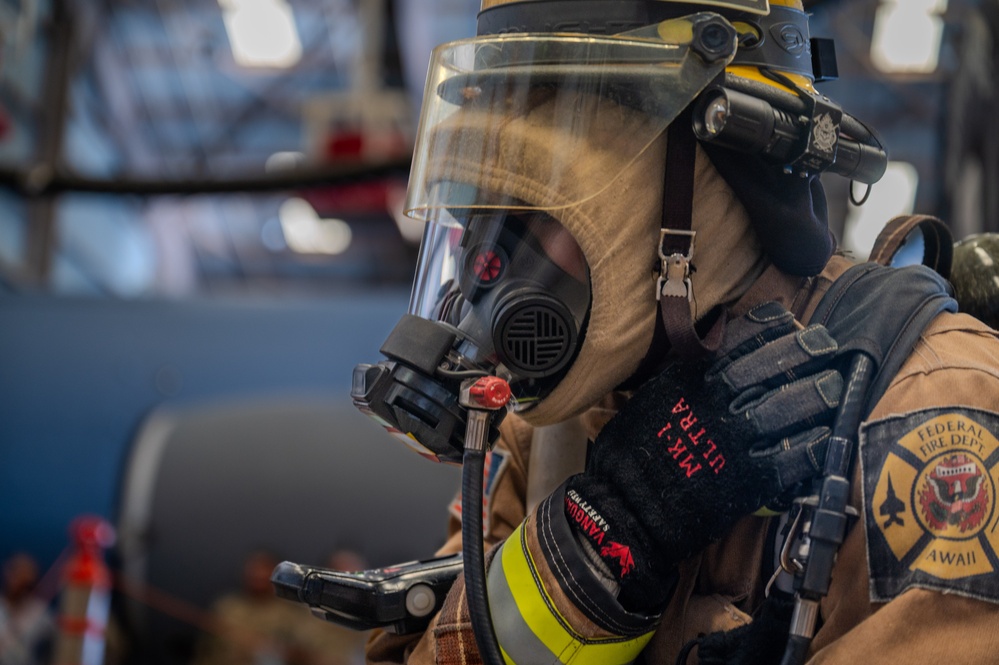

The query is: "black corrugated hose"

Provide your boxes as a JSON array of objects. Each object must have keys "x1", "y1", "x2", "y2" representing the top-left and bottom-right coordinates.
[{"x1": 461, "y1": 447, "x2": 506, "y2": 665}]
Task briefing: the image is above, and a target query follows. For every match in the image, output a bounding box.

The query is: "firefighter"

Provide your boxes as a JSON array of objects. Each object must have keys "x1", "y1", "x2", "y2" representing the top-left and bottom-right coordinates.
[{"x1": 355, "y1": 1, "x2": 999, "y2": 663}]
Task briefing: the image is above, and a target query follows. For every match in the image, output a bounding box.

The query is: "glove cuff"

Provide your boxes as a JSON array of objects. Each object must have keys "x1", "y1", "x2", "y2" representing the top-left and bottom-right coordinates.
[{"x1": 562, "y1": 476, "x2": 678, "y2": 613}]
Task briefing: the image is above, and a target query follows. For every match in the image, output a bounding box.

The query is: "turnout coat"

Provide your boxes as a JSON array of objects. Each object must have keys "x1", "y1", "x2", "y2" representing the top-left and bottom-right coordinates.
[{"x1": 366, "y1": 254, "x2": 999, "y2": 665}]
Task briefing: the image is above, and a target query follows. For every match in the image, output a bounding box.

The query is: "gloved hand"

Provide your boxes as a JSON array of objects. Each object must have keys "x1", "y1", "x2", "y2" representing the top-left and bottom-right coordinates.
[{"x1": 563, "y1": 302, "x2": 843, "y2": 612}]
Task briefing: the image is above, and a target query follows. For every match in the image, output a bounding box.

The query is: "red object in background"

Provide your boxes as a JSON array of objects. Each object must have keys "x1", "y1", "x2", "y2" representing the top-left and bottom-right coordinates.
[
  {"x1": 302, "y1": 126, "x2": 411, "y2": 217},
  {"x1": 0, "y1": 102, "x2": 11, "y2": 140},
  {"x1": 303, "y1": 180, "x2": 397, "y2": 216},
  {"x1": 326, "y1": 131, "x2": 365, "y2": 159},
  {"x1": 53, "y1": 516, "x2": 115, "y2": 665}
]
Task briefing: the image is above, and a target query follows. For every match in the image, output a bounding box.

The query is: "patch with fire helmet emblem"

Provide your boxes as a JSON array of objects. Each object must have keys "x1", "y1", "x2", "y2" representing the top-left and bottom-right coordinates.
[{"x1": 861, "y1": 408, "x2": 999, "y2": 603}]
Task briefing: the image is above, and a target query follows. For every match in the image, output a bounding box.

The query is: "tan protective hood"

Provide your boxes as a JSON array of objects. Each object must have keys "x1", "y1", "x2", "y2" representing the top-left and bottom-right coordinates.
[{"x1": 425, "y1": 95, "x2": 767, "y2": 425}]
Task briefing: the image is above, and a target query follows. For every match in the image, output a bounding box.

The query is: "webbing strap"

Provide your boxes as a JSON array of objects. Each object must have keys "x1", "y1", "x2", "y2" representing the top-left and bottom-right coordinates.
[
  {"x1": 728, "y1": 263, "x2": 811, "y2": 320},
  {"x1": 866, "y1": 214, "x2": 953, "y2": 278},
  {"x1": 658, "y1": 110, "x2": 724, "y2": 357}
]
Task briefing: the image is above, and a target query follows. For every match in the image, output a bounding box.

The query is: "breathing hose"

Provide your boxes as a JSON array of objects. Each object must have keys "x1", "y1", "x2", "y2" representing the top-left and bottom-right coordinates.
[
  {"x1": 461, "y1": 445, "x2": 507, "y2": 665},
  {"x1": 459, "y1": 378, "x2": 512, "y2": 665}
]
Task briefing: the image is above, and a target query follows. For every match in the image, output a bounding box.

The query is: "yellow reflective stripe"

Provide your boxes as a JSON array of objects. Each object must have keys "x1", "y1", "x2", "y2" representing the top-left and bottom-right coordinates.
[
  {"x1": 489, "y1": 541, "x2": 562, "y2": 664},
  {"x1": 495, "y1": 523, "x2": 654, "y2": 665}
]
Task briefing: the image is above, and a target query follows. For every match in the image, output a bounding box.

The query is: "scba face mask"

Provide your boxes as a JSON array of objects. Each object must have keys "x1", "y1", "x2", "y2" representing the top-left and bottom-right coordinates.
[
  {"x1": 352, "y1": 212, "x2": 591, "y2": 464},
  {"x1": 413, "y1": 212, "x2": 591, "y2": 393}
]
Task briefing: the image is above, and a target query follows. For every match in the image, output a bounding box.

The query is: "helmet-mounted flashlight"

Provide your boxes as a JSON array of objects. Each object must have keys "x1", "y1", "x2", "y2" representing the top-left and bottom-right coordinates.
[{"x1": 692, "y1": 85, "x2": 888, "y2": 184}]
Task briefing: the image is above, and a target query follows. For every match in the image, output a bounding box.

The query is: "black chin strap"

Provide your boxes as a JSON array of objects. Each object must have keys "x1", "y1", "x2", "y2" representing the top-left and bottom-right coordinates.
[{"x1": 657, "y1": 109, "x2": 725, "y2": 357}]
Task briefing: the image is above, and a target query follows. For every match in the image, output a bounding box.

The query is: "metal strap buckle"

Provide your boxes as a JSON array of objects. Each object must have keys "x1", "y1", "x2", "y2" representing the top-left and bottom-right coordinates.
[
  {"x1": 765, "y1": 494, "x2": 860, "y2": 598},
  {"x1": 656, "y1": 229, "x2": 695, "y2": 301}
]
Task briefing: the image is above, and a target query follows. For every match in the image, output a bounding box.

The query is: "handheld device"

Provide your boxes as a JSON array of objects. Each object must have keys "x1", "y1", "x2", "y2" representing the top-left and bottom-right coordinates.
[{"x1": 271, "y1": 553, "x2": 463, "y2": 635}]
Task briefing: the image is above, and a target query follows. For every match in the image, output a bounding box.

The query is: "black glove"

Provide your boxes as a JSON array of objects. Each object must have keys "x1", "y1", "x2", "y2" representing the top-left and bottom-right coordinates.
[{"x1": 564, "y1": 302, "x2": 843, "y2": 612}]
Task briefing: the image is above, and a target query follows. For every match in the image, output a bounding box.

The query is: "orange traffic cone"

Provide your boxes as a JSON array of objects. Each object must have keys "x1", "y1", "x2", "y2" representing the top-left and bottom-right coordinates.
[{"x1": 52, "y1": 516, "x2": 116, "y2": 665}]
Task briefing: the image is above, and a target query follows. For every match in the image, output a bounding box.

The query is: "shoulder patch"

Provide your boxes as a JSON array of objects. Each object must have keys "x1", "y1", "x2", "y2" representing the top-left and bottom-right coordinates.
[
  {"x1": 860, "y1": 408, "x2": 999, "y2": 603},
  {"x1": 448, "y1": 449, "x2": 511, "y2": 536}
]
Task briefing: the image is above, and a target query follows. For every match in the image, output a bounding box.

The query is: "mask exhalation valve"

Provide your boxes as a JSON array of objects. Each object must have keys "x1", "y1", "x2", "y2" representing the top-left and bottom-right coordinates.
[{"x1": 493, "y1": 293, "x2": 578, "y2": 377}]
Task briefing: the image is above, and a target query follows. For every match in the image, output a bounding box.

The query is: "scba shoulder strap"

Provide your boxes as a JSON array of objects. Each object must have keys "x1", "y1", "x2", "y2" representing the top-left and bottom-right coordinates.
[
  {"x1": 812, "y1": 213, "x2": 956, "y2": 415},
  {"x1": 811, "y1": 260, "x2": 957, "y2": 416}
]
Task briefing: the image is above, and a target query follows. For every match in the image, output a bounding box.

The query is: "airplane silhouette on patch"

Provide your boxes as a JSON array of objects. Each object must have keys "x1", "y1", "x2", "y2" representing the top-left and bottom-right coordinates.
[{"x1": 879, "y1": 473, "x2": 906, "y2": 529}]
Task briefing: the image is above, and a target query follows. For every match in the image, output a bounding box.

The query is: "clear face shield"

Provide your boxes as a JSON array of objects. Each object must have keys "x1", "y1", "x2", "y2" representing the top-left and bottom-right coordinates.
[
  {"x1": 405, "y1": 13, "x2": 739, "y2": 224},
  {"x1": 352, "y1": 13, "x2": 738, "y2": 463}
]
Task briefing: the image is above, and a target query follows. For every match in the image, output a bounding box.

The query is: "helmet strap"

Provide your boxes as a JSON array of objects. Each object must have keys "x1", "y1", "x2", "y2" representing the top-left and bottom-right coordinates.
[{"x1": 656, "y1": 108, "x2": 726, "y2": 357}]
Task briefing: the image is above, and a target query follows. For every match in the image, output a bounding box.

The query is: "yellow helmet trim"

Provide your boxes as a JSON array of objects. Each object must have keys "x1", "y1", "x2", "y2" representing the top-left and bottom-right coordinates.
[{"x1": 726, "y1": 65, "x2": 816, "y2": 94}]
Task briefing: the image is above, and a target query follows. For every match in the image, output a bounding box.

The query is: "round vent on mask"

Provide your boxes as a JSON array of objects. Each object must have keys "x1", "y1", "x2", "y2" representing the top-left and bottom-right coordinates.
[{"x1": 493, "y1": 293, "x2": 578, "y2": 378}]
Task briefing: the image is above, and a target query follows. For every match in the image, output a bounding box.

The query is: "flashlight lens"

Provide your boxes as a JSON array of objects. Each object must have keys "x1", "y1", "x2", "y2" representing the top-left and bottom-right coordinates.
[{"x1": 703, "y1": 96, "x2": 729, "y2": 136}]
